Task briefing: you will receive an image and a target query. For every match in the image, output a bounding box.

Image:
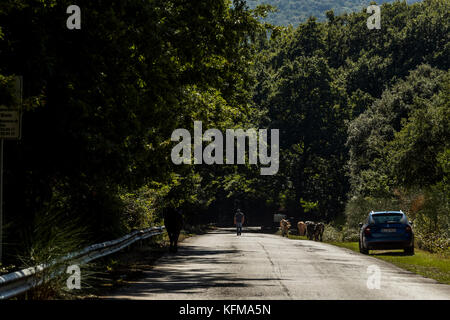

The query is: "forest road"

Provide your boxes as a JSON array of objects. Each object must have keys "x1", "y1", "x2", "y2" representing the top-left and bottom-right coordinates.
[{"x1": 105, "y1": 228, "x2": 450, "y2": 300}]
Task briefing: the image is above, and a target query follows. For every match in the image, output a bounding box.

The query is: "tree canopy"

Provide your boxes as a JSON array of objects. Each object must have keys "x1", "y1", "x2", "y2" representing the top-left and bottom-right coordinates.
[{"x1": 0, "y1": 0, "x2": 448, "y2": 265}]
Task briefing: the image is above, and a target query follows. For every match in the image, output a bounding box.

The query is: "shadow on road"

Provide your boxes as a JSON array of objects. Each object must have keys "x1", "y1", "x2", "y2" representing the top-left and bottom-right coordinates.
[
  {"x1": 213, "y1": 226, "x2": 279, "y2": 235},
  {"x1": 109, "y1": 244, "x2": 274, "y2": 298},
  {"x1": 370, "y1": 251, "x2": 413, "y2": 257}
]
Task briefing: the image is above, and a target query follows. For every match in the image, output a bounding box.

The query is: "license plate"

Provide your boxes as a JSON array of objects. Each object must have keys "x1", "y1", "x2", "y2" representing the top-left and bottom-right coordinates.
[{"x1": 381, "y1": 228, "x2": 396, "y2": 233}]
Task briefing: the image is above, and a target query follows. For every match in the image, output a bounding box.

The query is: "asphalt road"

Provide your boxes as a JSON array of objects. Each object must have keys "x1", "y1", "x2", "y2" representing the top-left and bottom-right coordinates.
[{"x1": 107, "y1": 227, "x2": 450, "y2": 300}]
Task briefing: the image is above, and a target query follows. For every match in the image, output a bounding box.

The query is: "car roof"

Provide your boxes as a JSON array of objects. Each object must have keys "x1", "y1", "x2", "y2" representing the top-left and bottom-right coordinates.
[{"x1": 369, "y1": 210, "x2": 404, "y2": 215}]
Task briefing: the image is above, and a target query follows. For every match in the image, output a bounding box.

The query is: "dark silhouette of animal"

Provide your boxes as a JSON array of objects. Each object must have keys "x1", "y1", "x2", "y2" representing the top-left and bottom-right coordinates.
[
  {"x1": 305, "y1": 221, "x2": 315, "y2": 240},
  {"x1": 297, "y1": 221, "x2": 306, "y2": 236},
  {"x1": 164, "y1": 208, "x2": 183, "y2": 253},
  {"x1": 280, "y1": 219, "x2": 291, "y2": 237},
  {"x1": 314, "y1": 223, "x2": 325, "y2": 241}
]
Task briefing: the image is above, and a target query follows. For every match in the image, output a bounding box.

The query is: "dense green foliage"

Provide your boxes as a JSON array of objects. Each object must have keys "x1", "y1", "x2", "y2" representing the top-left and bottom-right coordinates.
[
  {"x1": 0, "y1": 0, "x2": 448, "y2": 269},
  {"x1": 0, "y1": 0, "x2": 265, "y2": 265},
  {"x1": 247, "y1": 0, "x2": 421, "y2": 25},
  {"x1": 252, "y1": 0, "x2": 448, "y2": 235}
]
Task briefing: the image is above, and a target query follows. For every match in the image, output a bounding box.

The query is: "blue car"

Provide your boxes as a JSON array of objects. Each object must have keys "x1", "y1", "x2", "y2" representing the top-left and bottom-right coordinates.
[{"x1": 359, "y1": 211, "x2": 414, "y2": 255}]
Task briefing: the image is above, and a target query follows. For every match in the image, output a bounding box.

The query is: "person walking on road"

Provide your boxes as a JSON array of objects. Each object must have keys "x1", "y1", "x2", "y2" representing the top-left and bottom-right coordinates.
[{"x1": 234, "y1": 208, "x2": 245, "y2": 236}]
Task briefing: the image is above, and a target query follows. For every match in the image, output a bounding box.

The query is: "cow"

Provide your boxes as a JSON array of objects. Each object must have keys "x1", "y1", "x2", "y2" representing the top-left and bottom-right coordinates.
[
  {"x1": 305, "y1": 221, "x2": 315, "y2": 240},
  {"x1": 164, "y1": 207, "x2": 183, "y2": 253},
  {"x1": 297, "y1": 221, "x2": 306, "y2": 236},
  {"x1": 314, "y1": 223, "x2": 325, "y2": 242},
  {"x1": 280, "y1": 219, "x2": 291, "y2": 237}
]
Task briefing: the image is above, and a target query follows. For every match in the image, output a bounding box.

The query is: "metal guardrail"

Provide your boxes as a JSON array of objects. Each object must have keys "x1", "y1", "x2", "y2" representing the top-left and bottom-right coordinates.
[{"x1": 0, "y1": 225, "x2": 165, "y2": 300}]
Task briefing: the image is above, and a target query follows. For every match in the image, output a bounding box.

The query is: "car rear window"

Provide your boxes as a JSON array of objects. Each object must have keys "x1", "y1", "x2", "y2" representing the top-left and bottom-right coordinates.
[{"x1": 372, "y1": 213, "x2": 403, "y2": 224}]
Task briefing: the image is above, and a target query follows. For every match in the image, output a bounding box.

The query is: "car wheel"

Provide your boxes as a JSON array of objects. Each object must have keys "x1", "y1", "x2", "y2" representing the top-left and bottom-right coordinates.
[
  {"x1": 404, "y1": 246, "x2": 414, "y2": 255},
  {"x1": 359, "y1": 238, "x2": 369, "y2": 254}
]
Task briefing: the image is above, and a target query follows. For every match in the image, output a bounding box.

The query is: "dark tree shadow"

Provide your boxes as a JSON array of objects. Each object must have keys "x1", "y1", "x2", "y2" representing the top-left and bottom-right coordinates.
[
  {"x1": 370, "y1": 250, "x2": 413, "y2": 257},
  {"x1": 105, "y1": 243, "x2": 278, "y2": 298}
]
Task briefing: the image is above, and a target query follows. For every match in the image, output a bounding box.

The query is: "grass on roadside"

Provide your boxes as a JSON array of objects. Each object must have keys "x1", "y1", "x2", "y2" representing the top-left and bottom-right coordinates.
[
  {"x1": 287, "y1": 234, "x2": 308, "y2": 240},
  {"x1": 328, "y1": 241, "x2": 450, "y2": 285}
]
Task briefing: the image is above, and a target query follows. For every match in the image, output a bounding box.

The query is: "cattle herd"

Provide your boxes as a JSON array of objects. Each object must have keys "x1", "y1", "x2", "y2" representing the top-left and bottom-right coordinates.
[
  {"x1": 279, "y1": 219, "x2": 325, "y2": 242},
  {"x1": 280, "y1": 219, "x2": 291, "y2": 237}
]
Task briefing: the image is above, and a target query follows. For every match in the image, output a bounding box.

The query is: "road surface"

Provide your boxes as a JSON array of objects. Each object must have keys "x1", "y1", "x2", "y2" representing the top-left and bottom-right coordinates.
[{"x1": 106, "y1": 228, "x2": 450, "y2": 300}]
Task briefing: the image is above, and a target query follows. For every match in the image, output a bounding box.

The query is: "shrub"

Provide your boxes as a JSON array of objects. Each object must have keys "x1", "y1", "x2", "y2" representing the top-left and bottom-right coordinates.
[
  {"x1": 413, "y1": 185, "x2": 449, "y2": 253},
  {"x1": 415, "y1": 230, "x2": 449, "y2": 253},
  {"x1": 345, "y1": 195, "x2": 400, "y2": 229},
  {"x1": 323, "y1": 224, "x2": 359, "y2": 242},
  {"x1": 119, "y1": 185, "x2": 165, "y2": 232},
  {"x1": 322, "y1": 224, "x2": 342, "y2": 242},
  {"x1": 341, "y1": 226, "x2": 360, "y2": 242}
]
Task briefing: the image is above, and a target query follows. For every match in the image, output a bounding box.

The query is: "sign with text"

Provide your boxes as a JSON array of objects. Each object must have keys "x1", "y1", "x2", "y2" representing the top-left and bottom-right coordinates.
[
  {"x1": 0, "y1": 108, "x2": 21, "y2": 139},
  {"x1": 0, "y1": 76, "x2": 22, "y2": 139}
]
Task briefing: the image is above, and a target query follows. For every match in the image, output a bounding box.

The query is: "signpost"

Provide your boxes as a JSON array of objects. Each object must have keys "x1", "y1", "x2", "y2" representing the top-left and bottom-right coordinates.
[
  {"x1": 0, "y1": 75, "x2": 22, "y2": 263},
  {"x1": 0, "y1": 107, "x2": 21, "y2": 139}
]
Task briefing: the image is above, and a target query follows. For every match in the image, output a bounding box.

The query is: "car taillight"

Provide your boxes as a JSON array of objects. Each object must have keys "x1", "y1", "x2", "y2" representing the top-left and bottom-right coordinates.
[
  {"x1": 364, "y1": 227, "x2": 371, "y2": 236},
  {"x1": 405, "y1": 225, "x2": 412, "y2": 233}
]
